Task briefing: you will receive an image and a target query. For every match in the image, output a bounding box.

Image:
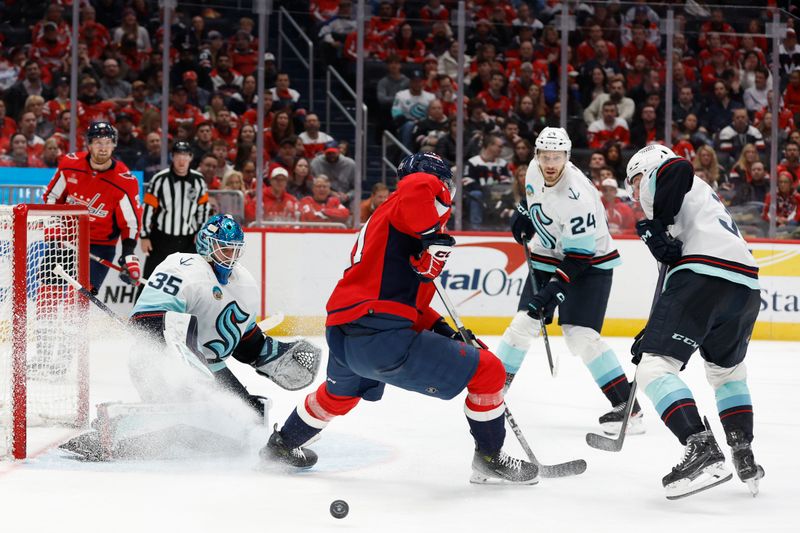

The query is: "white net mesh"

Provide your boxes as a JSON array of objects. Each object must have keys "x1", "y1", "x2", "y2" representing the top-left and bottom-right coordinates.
[{"x1": 0, "y1": 206, "x2": 89, "y2": 459}]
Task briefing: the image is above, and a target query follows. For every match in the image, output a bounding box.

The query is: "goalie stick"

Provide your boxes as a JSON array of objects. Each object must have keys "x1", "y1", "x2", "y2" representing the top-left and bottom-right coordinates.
[
  {"x1": 433, "y1": 278, "x2": 587, "y2": 478},
  {"x1": 521, "y1": 237, "x2": 558, "y2": 378},
  {"x1": 585, "y1": 263, "x2": 667, "y2": 452},
  {"x1": 60, "y1": 240, "x2": 149, "y2": 285}
]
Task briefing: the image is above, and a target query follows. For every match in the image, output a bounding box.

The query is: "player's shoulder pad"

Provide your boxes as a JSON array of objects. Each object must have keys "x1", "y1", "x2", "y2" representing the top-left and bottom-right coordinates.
[
  {"x1": 655, "y1": 157, "x2": 694, "y2": 186},
  {"x1": 154, "y1": 253, "x2": 205, "y2": 278}
]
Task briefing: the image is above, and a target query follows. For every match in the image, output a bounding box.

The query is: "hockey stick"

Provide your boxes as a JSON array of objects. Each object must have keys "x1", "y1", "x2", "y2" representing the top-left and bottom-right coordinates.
[
  {"x1": 60, "y1": 241, "x2": 149, "y2": 285},
  {"x1": 585, "y1": 262, "x2": 667, "y2": 452},
  {"x1": 52, "y1": 263, "x2": 213, "y2": 380},
  {"x1": 521, "y1": 237, "x2": 558, "y2": 378},
  {"x1": 433, "y1": 278, "x2": 587, "y2": 478}
]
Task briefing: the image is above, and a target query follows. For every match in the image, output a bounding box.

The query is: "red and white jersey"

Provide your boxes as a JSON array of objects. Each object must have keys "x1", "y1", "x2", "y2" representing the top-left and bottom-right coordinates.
[
  {"x1": 326, "y1": 172, "x2": 451, "y2": 327},
  {"x1": 298, "y1": 131, "x2": 335, "y2": 158},
  {"x1": 43, "y1": 152, "x2": 142, "y2": 246}
]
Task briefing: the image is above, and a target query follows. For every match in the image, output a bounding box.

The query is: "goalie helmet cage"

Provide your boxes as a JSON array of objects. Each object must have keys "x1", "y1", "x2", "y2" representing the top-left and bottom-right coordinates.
[{"x1": 0, "y1": 204, "x2": 90, "y2": 459}]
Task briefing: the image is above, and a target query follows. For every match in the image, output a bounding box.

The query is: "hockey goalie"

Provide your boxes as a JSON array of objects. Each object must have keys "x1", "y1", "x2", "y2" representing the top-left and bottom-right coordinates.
[{"x1": 60, "y1": 214, "x2": 321, "y2": 460}]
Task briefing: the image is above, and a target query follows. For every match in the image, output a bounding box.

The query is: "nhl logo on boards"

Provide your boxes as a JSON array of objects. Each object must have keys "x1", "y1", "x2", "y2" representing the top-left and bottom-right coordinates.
[{"x1": 212, "y1": 286, "x2": 223, "y2": 300}]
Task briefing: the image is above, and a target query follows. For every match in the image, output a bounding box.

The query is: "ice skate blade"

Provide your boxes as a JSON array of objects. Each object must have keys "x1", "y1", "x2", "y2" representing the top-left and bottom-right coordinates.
[
  {"x1": 469, "y1": 471, "x2": 539, "y2": 485},
  {"x1": 600, "y1": 413, "x2": 646, "y2": 436},
  {"x1": 744, "y1": 465, "x2": 765, "y2": 497},
  {"x1": 665, "y1": 464, "x2": 732, "y2": 500}
]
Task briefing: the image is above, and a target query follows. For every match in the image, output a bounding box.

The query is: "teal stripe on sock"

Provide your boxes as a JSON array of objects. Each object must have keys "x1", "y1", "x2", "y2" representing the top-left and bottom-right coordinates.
[
  {"x1": 645, "y1": 374, "x2": 694, "y2": 416},
  {"x1": 496, "y1": 340, "x2": 527, "y2": 374},
  {"x1": 586, "y1": 350, "x2": 623, "y2": 386},
  {"x1": 716, "y1": 380, "x2": 752, "y2": 412}
]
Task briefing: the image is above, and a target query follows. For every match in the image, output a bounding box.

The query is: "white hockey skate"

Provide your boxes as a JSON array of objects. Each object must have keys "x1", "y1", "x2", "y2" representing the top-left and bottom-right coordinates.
[{"x1": 663, "y1": 429, "x2": 732, "y2": 500}]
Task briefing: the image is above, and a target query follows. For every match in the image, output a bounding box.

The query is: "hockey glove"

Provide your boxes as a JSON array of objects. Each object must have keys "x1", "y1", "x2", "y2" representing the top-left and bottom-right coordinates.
[
  {"x1": 410, "y1": 233, "x2": 456, "y2": 282},
  {"x1": 636, "y1": 219, "x2": 683, "y2": 266},
  {"x1": 119, "y1": 254, "x2": 142, "y2": 285},
  {"x1": 510, "y1": 201, "x2": 534, "y2": 245},
  {"x1": 431, "y1": 317, "x2": 487, "y2": 348},
  {"x1": 527, "y1": 277, "x2": 567, "y2": 320},
  {"x1": 630, "y1": 327, "x2": 646, "y2": 365},
  {"x1": 254, "y1": 338, "x2": 322, "y2": 391}
]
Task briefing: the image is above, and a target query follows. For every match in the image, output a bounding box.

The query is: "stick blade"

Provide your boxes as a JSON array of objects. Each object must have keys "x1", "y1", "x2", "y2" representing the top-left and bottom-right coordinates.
[
  {"x1": 540, "y1": 459, "x2": 587, "y2": 478},
  {"x1": 585, "y1": 431, "x2": 624, "y2": 452}
]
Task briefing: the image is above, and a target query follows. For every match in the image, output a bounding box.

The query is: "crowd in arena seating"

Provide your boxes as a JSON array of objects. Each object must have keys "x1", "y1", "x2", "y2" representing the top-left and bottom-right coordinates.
[{"x1": 1, "y1": 1, "x2": 799, "y2": 236}]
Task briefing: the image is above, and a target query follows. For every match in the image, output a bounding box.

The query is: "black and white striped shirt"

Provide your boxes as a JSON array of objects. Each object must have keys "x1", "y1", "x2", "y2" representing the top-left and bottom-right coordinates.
[{"x1": 141, "y1": 167, "x2": 210, "y2": 238}]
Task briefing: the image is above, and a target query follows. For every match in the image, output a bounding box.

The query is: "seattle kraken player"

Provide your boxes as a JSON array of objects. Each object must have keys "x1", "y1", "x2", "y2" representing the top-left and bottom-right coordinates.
[
  {"x1": 130, "y1": 214, "x2": 321, "y2": 414},
  {"x1": 626, "y1": 145, "x2": 764, "y2": 499},
  {"x1": 262, "y1": 152, "x2": 538, "y2": 484},
  {"x1": 497, "y1": 127, "x2": 641, "y2": 435}
]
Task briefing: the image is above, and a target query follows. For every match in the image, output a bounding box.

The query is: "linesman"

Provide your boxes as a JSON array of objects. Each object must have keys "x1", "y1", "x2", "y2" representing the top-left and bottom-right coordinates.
[{"x1": 140, "y1": 141, "x2": 210, "y2": 279}]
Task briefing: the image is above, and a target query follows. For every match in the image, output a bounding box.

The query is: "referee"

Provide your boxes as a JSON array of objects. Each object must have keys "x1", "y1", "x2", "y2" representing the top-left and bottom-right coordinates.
[{"x1": 140, "y1": 141, "x2": 210, "y2": 279}]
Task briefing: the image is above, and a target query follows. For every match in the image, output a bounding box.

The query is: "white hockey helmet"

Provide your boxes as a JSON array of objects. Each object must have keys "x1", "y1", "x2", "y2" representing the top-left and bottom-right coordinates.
[
  {"x1": 625, "y1": 144, "x2": 675, "y2": 186},
  {"x1": 535, "y1": 127, "x2": 571, "y2": 158}
]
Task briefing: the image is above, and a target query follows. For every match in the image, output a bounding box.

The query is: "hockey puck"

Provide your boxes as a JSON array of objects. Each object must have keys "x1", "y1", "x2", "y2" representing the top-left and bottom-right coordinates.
[{"x1": 330, "y1": 499, "x2": 349, "y2": 519}]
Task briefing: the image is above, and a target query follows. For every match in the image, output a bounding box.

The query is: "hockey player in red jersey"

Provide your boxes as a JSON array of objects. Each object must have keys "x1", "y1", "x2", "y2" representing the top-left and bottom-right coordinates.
[
  {"x1": 261, "y1": 152, "x2": 538, "y2": 484},
  {"x1": 44, "y1": 121, "x2": 143, "y2": 293}
]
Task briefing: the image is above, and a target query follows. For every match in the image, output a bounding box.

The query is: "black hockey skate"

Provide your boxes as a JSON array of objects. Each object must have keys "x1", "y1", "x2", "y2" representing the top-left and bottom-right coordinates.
[
  {"x1": 663, "y1": 427, "x2": 732, "y2": 500},
  {"x1": 599, "y1": 399, "x2": 645, "y2": 436},
  {"x1": 260, "y1": 424, "x2": 318, "y2": 469},
  {"x1": 470, "y1": 448, "x2": 539, "y2": 485},
  {"x1": 727, "y1": 429, "x2": 765, "y2": 496}
]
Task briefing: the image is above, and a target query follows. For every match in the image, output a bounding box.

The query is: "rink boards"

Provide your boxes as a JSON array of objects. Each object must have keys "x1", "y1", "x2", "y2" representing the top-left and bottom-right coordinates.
[{"x1": 98, "y1": 230, "x2": 800, "y2": 341}]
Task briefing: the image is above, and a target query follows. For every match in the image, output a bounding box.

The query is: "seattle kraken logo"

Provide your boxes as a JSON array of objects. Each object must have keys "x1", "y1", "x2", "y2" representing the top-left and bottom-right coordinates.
[
  {"x1": 204, "y1": 301, "x2": 249, "y2": 359},
  {"x1": 529, "y1": 203, "x2": 556, "y2": 249}
]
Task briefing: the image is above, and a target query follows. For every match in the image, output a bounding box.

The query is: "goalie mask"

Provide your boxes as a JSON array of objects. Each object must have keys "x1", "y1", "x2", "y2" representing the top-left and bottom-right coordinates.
[{"x1": 196, "y1": 214, "x2": 244, "y2": 285}]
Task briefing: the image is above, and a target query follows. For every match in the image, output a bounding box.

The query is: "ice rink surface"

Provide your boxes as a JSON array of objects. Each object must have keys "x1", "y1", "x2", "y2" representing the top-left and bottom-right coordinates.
[{"x1": 1, "y1": 328, "x2": 798, "y2": 533}]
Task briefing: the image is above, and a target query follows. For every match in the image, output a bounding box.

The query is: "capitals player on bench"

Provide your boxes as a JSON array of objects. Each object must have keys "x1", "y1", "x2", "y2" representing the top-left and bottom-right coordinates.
[
  {"x1": 261, "y1": 152, "x2": 538, "y2": 484},
  {"x1": 498, "y1": 127, "x2": 641, "y2": 435},
  {"x1": 129, "y1": 214, "x2": 321, "y2": 416},
  {"x1": 626, "y1": 145, "x2": 764, "y2": 499}
]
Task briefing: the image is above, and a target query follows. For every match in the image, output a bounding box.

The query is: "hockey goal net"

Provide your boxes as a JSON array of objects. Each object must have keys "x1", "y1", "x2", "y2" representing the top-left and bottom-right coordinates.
[{"x1": 0, "y1": 204, "x2": 90, "y2": 459}]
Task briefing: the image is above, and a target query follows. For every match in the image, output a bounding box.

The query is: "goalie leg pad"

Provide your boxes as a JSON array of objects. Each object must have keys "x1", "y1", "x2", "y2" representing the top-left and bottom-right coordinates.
[
  {"x1": 256, "y1": 339, "x2": 322, "y2": 391},
  {"x1": 496, "y1": 311, "x2": 540, "y2": 373}
]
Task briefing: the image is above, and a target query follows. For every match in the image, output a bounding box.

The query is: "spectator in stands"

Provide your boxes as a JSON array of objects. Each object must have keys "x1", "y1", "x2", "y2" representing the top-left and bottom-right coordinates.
[
  {"x1": 183, "y1": 71, "x2": 211, "y2": 111},
  {"x1": 463, "y1": 133, "x2": 511, "y2": 228},
  {"x1": 40, "y1": 138, "x2": 62, "y2": 168},
  {"x1": 583, "y1": 77, "x2": 634, "y2": 126},
  {"x1": 310, "y1": 146, "x2": 357, "y2": 204},
  {"x1": 0, "y1": 99, "x2": 17, "y2": 142},
  {"x1": 360, "y1": 183, "x2": 390, "y2": 223},
  {"x1": 17, "y1": 112, "x2": 45, "y2": 155},
  {"x1": 212, "y1": 108, "x2": 238, "y2": 146},
  {"x1": 586, "y1": 151, "x2": 607, "y2": 187},
  {"x1": 210, "y1": 52, "x2": 244, "y2": 91},
  {"x1": 580, "y1": 67, "x2": 608, "y2": 109},
  {"x1": 434, "y1": 118, "x2": 459, "y2": 166},
  {"x1": 729, "y1": 144, "x2": 761, "y2": 184},
  {"x1": 692, "y1": 145, "x2": 728, "y2": 190},
  {"x1": 265, "y1": 109, "x2": 294, "y2": 157},
  {"x1": 114, "y1": 113, "x2": 146, "y2": 169},
  {"x1": 258, "y1": 167, "x2": 299, "y2": 221},
  {"x1": 269, "y1": 137, "x2": 299, "y2": 175},
  {"x1": 717, "y1": 109, "x2": 766, "y2": 162},
  {"x1": 270, "y1": 72, "x2": 302, "y2": 113},
  {"x1": 23, "y1": 95, "x2": 53, "y2": 140},
  {"x1": 119, "y1": 80, "x2": 154, "y2": 127},
  {"x1": 392, "y1": 69, "x2": 436, "y2": 149},
  {"x1": 318, "y1": 0, "x2": 356, "y2": 69},
  {"x1": 167, "y1": 85, "x2": 204, "y2": 135},
  {"x1": 288, "y1": 157, "x2": 314, "y2": 199},
  {"x1": 630, "y1": 105, "x2": 663, "y2": 148},
  {"x1": 495, "y1": 164, "x2": 528, "y2": 225},
  {"x1": 747, "y1": 162, "x2": 770, "y2": 204},
  {"x1": 498, "y1": 119, "x2": 522, "y2": 161},
  {"x1": 391, "y1": 23, "x2": 426, "y2": 63},
  {"x1": 600, "y1": 178, "x2": 636, "y2": 235},
  {"x1": 298, "y1": 113, "x2": 335, "y2": 159},
  {"x1": 135, "y1": 132, "x2": 163, "y2": 183},
  {"x1": 477, "y1": 70, "x2": 514, "y2": 119},
  {"x1": 704, "y1": 81, "x2": 743, "y2": 135},
  {"x1": 602, "y1": 141, "x2": 625, "y2": 181},
  {"x1": 742, "y1": 65, "x2": 770, "y2": 110},
  {"x1": 412, "y1": 99, "x2": 449, "y2": 151},
  {"x1": 98, "y1": 58, "x2": 131, "y2": 105},
  {"x1": 77, "y1": 75, "x2": 117, "y2": 130},
  {"x1": 779, "y1": 141, "x2": 800, "y2": 186},
  {"x1": 778, "y1": 29, "x2": 800, "y2": 78},
  {"x1": 620, "y1": 24, "x2": 660, "y2": 71},
  {"x1": 628, "y1": 68, "x2": 661, "y2": 110},
  {"x1": 578, "y1": 23, "x2": 618, "y2": 65},
  {"x1": 377, "y1": 55, "x2": 410, "y2": 125},
  {"x1": 674, "y1": 86, "x2": 703, "y2": 129},
  {"x1": 300, "y1": 175, "x2": 351, "y2": 224},
  {"x1": 196, "y1": 152, "x2": 222, "y2": 190},
  {"x1": 438, "y1": 40, "x2": 465, "y2": 80},
  {"x1": 508, "y1": 138, "x2": 533, "y2": 176},
  {"x1": 0, "y1": 132, "x2": 43, "y2": 167},
  {"x1": 190, "y1": 121, "x2": 213, "y2": 163},
  {"x1": 762, "y1": 171, "x2": 800, "y2": 228},
  {"x1": 783, "y1": 69, "x2": 800, "y2": 118},
  {"x1": 588, "y1": 101, "x2": 630, "y2": 149},
  {"x1": 4, "y1": 60, "x2": 51, "y2": 120},
  {"x1": 112, "y1": 8, "x2": 150, "y2": 53}
]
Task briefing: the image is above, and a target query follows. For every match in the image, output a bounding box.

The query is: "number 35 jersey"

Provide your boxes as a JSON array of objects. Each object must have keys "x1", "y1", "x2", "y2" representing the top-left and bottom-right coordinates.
[
  {"x1": 525, "y1": 160, "x2": 621, "y2": 273},
  {"x1": 131, "y1": 253, "x2": 259, "y2": 370}
]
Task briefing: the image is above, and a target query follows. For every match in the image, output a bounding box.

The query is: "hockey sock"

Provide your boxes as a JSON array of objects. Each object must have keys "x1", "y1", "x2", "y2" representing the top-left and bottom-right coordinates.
[
  {"x1": 563, "y1": 325, "x2": 631, "y2": 406},
  {"x1": 496, "y1": 311, "x2": 539, "y2": 374},
  {"x1": 282, "y1": 383, "x2": 361, "y2": 448},
  {"x1": 464, "y1": 350, "x2": 506, "y2": 453},
  {"x1": 644, "y1": 374, "x2": 705, "y2": 445},
  {"x1": 715, "y1": 380, "x2": 754, "y2": 443},
  {"x1": 280, "y1": 408, "x2": 322, "y2": 449}
]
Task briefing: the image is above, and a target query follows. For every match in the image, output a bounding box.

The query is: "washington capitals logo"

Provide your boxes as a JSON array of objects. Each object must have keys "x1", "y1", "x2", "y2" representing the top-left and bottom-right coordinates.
[{"x1": 204, "y1": 301, "x2": 249, "y2": 359}]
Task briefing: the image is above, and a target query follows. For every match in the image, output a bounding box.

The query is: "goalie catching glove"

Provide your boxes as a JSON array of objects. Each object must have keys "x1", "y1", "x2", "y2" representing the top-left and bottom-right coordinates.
[{"x1": 253, "y1": 338, "x2": 322, "y2": 391}]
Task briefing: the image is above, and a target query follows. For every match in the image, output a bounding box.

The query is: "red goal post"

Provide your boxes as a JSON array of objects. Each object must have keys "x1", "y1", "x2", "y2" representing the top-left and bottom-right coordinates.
[{"x1": 0, "y1": 204, "x2": 90, "y2": 459}]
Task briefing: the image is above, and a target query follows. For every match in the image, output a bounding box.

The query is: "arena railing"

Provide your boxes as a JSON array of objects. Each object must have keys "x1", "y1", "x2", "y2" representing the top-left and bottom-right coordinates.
[
  {"x1": 326, "y1": 65, "x2": 368, "y2": 182},
  {"x1": 277, "y1": 6, "x2": 314, "y2": 111},
  {"x1": 209, "y1": 190, "x2": 245, "y2": 224},
  {"x1": 247, "y1": 220, "x2": 348, "y2": 229},
  {"x1": 381, "y1": 131, "x2": 413, "y2": 187}
]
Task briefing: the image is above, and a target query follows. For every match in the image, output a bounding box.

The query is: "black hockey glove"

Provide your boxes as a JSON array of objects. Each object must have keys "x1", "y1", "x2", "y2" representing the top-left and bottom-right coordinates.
[
  {"x1": 527, "y1": 277, "x2": 567, "y2": 320},
  {"x1": 630, "y1": 327, "x2": 646, "y2": 365},
  {"x1": 431, "y1": 317, "x2": 488, "y2": 349},
  {"x1": 636, "y1": 219, "x2": 683, "y2": 265},
  {"x1": 510, "y1": 201, "x2": 534, "y2": 245}
]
